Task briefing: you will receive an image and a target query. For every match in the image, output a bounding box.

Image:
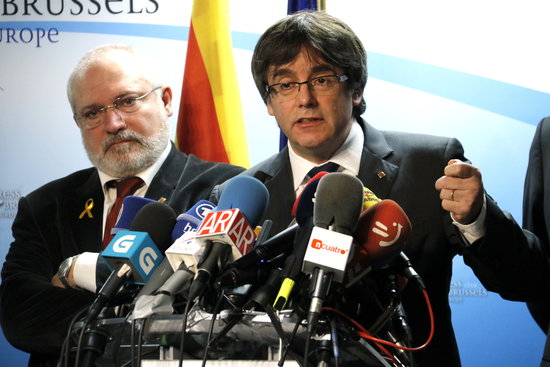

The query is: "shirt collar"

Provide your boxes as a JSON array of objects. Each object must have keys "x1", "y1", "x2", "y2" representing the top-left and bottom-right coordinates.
[
  {"x1": 98, "y1": 141, "x2": 171, "y2": 196},
  {"x1": 289, "y1": 121, "x2": 364, "y2": 193}
]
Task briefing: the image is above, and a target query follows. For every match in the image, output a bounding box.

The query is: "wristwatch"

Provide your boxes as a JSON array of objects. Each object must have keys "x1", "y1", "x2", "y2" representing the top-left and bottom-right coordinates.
[{"x1": 57, "y1": 255, "x2": 77, "y2": 288}]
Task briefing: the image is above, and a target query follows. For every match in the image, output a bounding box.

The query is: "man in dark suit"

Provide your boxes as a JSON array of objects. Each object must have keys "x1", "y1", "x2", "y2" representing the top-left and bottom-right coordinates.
[
  {"x1": 522, "y1": 116, "x2": 550, "y2": 366},
  {"x1": 0, "y1": 44, "x2": 244, "y2": 366},
  {"x1": 234, "y1": 11, "x2": 546, "y2": 366}
]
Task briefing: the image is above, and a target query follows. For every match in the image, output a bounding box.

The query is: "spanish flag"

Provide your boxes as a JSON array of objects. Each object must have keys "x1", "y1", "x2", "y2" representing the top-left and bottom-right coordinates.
[{"x1": 176, "y1": 0, "x2": 249, "y2": 167}]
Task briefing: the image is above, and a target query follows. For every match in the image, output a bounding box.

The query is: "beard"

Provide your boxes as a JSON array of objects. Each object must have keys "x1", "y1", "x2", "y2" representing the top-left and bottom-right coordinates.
[{"x1": 83, "y1": 121, "x2": 169, "y2": 178}]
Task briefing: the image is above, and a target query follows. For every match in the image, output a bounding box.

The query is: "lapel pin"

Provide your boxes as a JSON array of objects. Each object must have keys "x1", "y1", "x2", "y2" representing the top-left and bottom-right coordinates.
[{"x1": 377, "y1": 171, "x2": 386, "y2": 179}]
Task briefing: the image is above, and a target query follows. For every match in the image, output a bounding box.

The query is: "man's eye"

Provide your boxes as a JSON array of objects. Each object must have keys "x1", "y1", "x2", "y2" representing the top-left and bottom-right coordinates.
[
  {"x1": 83, "y1": 109, "x2": 99, "y2": 119},
  {"x1": 119, "y1": 96, "x2": 137, "y2": 106},
  {"x1": 313, "y1": 77, "x2": 328, "y2": 85},
  {"x1": 278, "y1": 82, "x2": 296, "y2": 91}
]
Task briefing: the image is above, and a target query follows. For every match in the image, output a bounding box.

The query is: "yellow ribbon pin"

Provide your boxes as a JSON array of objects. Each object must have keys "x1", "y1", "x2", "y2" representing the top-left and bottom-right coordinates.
[{"x1": 79, "y1": 198, "x2": 94, "y2": 219}]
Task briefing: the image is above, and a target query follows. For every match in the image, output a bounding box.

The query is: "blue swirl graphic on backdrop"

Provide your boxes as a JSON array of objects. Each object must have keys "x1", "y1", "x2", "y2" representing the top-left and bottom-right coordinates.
[{"x1": 3, "y1": 21, "x2": 549, "y2": 124}]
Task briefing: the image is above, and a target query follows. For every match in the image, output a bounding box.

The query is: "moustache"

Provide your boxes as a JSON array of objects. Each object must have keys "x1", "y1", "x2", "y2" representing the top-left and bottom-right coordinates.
[{"x1": 102, "y1": 131, "x2": 144, "y2": 152}]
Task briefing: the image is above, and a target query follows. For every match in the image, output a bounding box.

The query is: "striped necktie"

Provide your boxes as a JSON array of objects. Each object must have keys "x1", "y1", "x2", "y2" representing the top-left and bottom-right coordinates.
[{"x1": 102, "y1": 177, "x2": 144, "y2": 249}]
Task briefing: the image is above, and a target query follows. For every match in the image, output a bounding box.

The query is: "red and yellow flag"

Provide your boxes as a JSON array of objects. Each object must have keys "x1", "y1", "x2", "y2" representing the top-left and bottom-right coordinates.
[{"x1": 176, "y1": 0, "x2": 249, "y2": 167}]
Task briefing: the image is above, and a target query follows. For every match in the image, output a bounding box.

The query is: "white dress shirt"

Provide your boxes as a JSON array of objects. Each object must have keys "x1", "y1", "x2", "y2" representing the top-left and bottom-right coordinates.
[
  {"x1": 287, "y1": 121, "x2": 486, "y2": 245},
  {"x1": 73, "y1": 142, "x2": 171, "y2": 292}
]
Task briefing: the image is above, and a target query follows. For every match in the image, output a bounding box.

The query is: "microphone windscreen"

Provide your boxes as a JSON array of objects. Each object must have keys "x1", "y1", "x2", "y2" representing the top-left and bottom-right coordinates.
[
  {"x1": 130, "y1": 202, "x2": 177, "y2": 252},
  {"x1": 363, "y1": 187, "x2": 381, "y2": 211},
  {"x1": 353, "y1": 199, "x2": 412, "y2": 268},
  {"x1": 115, "y1": 195, "x2": 156, "y2": 230},
  {"x1": 313, "y1": 173, "x2": 364, "y2": 235},
  {"x1": 171, "y1": 200, "x2": 215, "y2": 241},
  {"x1": 216, "y1": 175, "x2": 269, "y2": 227}
]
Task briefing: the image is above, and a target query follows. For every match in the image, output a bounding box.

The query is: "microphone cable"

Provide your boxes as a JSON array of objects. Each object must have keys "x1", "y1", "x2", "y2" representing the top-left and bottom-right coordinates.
[
  {"x1": 58, "y1": 306, "x2": 89, "y2": 367},
  {"x1": 322, "y1": 287, "x2": 434, "y2": 355},
  {"x1": 131, "y1": 317, "x2": 157, "y2": 367},
  {"x1": 330, "y1": 318, "x2": 340, "y2": 367},
  {"x1": 358, "y1": 289, "x2": 434, "y2": 352},
  {"x1": 368, "y1": 273, "x2": 404, "y2": 336},
  {"x1": 74, "y1": 317, "x2": 88, "y2": 367},
  {"x1": 131, "y1": 317, "x2": 147, "y2": 367},
  {"x1": 178, "y1": 298, "x2": 193, "y2": 367},
  {"x1": 113, "y1": 311, "x2": 133, "y2": 367},
  {"x1": 321, "y1": 306, "x2": 400, "y2": 365},
  {"x1": 277, "y1": 313, "x2": 303, "y2": 366},
  {"x1": 201, "y1": 289, "x2": 227, "y2": 367},
  {"x1": 130, "y1": 318, "x2": 138, "y2": 367},
  {"x1": 75, "y1": 308, "x2": 111, "y2": 367},
  {"x1": 117, "y1": 319, "x2": 155, "y2": 367},
  {"x1": 303, "y1": 334, "x2": 312, "y2": 367}
]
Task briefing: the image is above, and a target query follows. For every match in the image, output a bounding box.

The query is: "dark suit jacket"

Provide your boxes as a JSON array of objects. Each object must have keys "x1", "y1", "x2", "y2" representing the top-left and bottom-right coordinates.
[
  {"x1": 233, "y1": 118, "x2": 546, "y2": 367},
  {"x1": 0, "y1": 143, "x2": 244, "y2": 367},
  {"x1": 522, "y1": 117, "x2": 550, "y2": 366}
]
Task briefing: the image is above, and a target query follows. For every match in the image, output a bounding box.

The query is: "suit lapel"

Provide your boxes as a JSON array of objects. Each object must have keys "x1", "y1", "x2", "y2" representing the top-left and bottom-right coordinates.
[
  {"x1": 68, "y1": 169, "x2": 104, "y2": 253},
  {"x1": 357, "y1": 119, "x2": 399, "y2": 199},
  {"x1": 146, "y1": 144, "x2": 186, "y2": 203},
  {"x1": 256, "y1": 149, "x2": 296, "y2": 233}
]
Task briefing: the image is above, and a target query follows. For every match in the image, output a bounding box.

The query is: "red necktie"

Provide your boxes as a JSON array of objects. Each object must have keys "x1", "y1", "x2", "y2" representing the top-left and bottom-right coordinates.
[{"x1": 102, "y1": 177, "x2": 144, "y2": 249}]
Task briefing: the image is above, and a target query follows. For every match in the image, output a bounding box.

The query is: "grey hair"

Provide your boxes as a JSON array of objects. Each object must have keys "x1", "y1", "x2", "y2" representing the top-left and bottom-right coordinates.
[{"x1": 67, "y1": 44, "x2": 163, "y2": 111}]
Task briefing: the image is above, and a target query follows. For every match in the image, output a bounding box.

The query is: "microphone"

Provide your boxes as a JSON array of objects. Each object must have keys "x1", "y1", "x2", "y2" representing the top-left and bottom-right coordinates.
[
  {"x1": 350, "y1": 199, "x2": 412, "y2": 271},
  {"x1": 235, "y1": 223, "x2": 299, "y2": 268},
  {"x1": 217, "y1": 172, "x2": 331, "y2": 293},
  {"x1": 112, "y1": 195, "x2": 156, "y2": 236},
  {"x1": 171, "y1": 200, "x2": 214, "y2": 242},
  {"x1": 164, "y1": 200, "x2": 216, "y2": 274},
  {"x1": 272, "y1": 173, "x2": 329, "y2": 311},
  {"x1": 188, "y1": 175, "x2": 269, "y2": 301},
  {"x1": 131, "y1": 201, "x2": 216, "y2": 318},
  {"x1": 85, "y1": 202, "x2": 176, "y2": 323},
  {"x1": 348, "y1": 199, "x2": 417, "y2": 357},
  {"x1": 291, "y1": 171, "x2": 330, "y2": 225},
  {"x1": 270, "y1": 183, "x2": 385, "y2": 310},
  {"x1": 302, "y1": 173, "x2": 364, "y2": 333},
  {"x1": 93, "y1": 196, "x2": 157, "y2": 288},
  {"x1": 362, "y1": 186, "x2": 381, "y2": 211},
  {"x1": 214, "y1": 260, "x2": 278, "y2": 290},
  {"x1": 272, "y1": 218, "x2": 314, "y2": 311}
]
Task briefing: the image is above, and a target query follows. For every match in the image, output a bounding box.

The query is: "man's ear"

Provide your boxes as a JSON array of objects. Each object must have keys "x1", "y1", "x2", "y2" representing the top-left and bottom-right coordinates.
[
  {"x1": 161, "y1": 86, "x2": 173, "y2": 116},
  {"x1": 267, "y1": 100, "x2": 275, "y2": 116},
  {"x1": 352, "y1": 88, "x2": 362, "y2": 106}
]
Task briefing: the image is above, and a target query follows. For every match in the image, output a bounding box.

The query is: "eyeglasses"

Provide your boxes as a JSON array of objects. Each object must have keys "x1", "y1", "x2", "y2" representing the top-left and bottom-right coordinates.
[
  {"x1": 266, "y1": 74, "x2": 348, "y2": 100},
  {"x1": 74, "y1": 86, "x2": 162, "y2": 130}
]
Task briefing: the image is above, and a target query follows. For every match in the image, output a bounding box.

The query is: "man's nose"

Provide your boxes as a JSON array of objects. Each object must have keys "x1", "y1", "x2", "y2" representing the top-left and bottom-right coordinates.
[
  {"x1": 296, "y1": 83, "x2": 316, "y2": 107},
  {"x1": 103, "y1": 107, "x2": 126, "y2": 132}
]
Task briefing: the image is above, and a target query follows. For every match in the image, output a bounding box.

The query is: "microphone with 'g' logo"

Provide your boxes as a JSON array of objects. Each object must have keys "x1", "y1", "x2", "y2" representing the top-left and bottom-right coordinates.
[{"x1": 85, "y1": 202, "x2": 176, "y2": 323}]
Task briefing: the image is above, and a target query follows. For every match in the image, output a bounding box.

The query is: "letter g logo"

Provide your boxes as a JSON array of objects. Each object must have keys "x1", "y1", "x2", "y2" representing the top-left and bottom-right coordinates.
[
  {"x1": 139, "y1": 247, "x2": 158, "y2": 275},
  {"x1": 113, "y1": 234, "x2": 136, "y2": 253}
]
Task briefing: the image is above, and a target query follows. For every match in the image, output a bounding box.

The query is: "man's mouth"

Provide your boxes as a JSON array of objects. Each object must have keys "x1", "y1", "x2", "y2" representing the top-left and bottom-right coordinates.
[
  {"x1": 108, "y1": 139, "x2": 130, "y2": 148},
  {"x1": 105, "y1": 138, "x2": 138, "y2": 152},
  {"x1": 297, "y1": 117, "x2": 322, "y2": 123}
]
